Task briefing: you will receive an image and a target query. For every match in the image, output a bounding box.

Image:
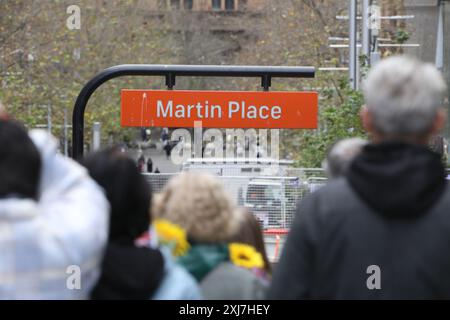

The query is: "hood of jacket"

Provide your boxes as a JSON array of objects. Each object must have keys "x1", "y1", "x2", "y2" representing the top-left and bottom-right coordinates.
[
  {"x1": 91, "y1": 243, "x2": 164, "y2": 300},
  {"x1": 347, "y1": 141, "x2": 446, "y2": 219},
  {"x1": 177, "y1": 244, "x2": 229, "y2": 282}
]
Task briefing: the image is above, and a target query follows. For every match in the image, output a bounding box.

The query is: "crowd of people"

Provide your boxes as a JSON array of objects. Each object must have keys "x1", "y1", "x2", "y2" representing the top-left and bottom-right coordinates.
[{"x1": 1, "y1": 55, "x2": 450, "y2": 299}]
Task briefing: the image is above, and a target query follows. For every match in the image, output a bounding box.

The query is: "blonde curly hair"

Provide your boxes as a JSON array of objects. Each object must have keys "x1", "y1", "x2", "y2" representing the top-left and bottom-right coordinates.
[{"x1": 152, "y1": 172, "x2": 240, "y2": 243}]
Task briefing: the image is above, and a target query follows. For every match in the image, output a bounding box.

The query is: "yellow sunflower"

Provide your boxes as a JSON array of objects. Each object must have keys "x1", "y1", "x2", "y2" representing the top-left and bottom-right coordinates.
[
  {"x1": 229, "y1": 243, "x2": 264, "y2": 269},
  {"x1": 154, "y1": 219, "x2": 190, "y2": 257}
]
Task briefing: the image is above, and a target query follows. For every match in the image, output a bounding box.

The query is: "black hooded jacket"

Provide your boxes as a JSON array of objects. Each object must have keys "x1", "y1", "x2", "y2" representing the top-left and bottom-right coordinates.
[
  {"x1": 348, "y1": 142, "x2": 446, "y2": 218},
  {"x1": 91, "y1": 243, "x2": 165, "y2": 300},
  {"x1": 269, "y1": 142, "x2": 450, "y2": 299}
]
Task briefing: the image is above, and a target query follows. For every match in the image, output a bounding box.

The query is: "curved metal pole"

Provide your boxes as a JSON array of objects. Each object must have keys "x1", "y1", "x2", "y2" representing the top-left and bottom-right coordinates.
[{"x1": 72, "y1": 64, "x2": 315, "y2": 159}]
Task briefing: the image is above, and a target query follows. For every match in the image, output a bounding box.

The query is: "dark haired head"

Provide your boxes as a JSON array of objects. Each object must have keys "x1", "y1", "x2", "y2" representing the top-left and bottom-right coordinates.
[
  {"x1": 81, "y1": 148, "x2": 152, "y2": 244},
  {"x1": 232, "y1": 208, "x2": 272, "y2": 274},
  {"x1": 0, "y1": 120, "x2": 41, "y2": 200}
]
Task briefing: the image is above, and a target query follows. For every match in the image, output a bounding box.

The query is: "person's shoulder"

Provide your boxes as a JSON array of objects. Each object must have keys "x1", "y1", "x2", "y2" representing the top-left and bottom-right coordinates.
[
  {"x1": 298, "y1": 178, "x2": 354, "y2": 209},
  {"x1": 294, "y1": 177, "x2": 360, "y2": 228},
  {"x1": 200, "y1": 262, "x2": 267, "y2": 299},
  {"x1": 432, "y1": 181, "x2": 450, "y2": 211},
  {"x1": 152, "y1": 248, "x2": 202, "y2": 300},
  {"x1": 314, "y1": 177, "x2": 352, "y2": 198},
  {"x1": 440, "y1": 181, "x2": 450, "y2": 198},
  {"x1": 205, "y1": 261, "x2": 245, "y2": 277}
]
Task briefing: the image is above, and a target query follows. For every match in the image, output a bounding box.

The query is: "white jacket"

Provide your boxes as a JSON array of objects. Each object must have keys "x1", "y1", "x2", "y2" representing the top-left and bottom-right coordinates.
[{"x1": 0, "y1": 130, "x2": 109, "y2": 299}]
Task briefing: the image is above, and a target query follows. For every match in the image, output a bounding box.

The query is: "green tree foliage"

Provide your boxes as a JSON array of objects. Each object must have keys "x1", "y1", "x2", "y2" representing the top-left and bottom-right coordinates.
[
  {"x1": 295, "y1": 84, "x2": 366, "y2": 167},
  {"x1": 1, "y1": 0, "x2": 173, "y2": 148},
  {"x1": 1, "y1": 0, "x2": 368, "y2": 163}
]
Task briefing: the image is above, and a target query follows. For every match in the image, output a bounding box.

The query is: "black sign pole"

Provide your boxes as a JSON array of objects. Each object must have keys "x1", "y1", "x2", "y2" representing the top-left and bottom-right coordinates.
[{"x1": 72, "y1": 64, "x2": 315, "y2": 159}]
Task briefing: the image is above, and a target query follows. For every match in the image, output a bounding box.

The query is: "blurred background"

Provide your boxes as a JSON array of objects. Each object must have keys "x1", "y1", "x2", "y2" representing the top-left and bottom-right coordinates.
[{"x1": 0, "y1": 0, "x2": 449, "y2": 166}]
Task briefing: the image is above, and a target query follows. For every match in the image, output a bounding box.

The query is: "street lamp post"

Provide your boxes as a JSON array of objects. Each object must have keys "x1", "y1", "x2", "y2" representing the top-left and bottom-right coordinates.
[
  {"x1": 349, "y1": 0, "x2": 358, "y2": 90},
  {"x1": 362, "y1": 0, "x2": 372, "y2": 66},
  {"x1": 436, "y1": 0, "x2": 445, "y2": 71}
]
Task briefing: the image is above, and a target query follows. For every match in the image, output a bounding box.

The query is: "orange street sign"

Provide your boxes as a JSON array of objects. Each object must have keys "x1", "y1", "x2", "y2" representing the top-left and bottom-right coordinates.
[{"x1": 121, "y1": 90, "x2": 318, "y2": 129}]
